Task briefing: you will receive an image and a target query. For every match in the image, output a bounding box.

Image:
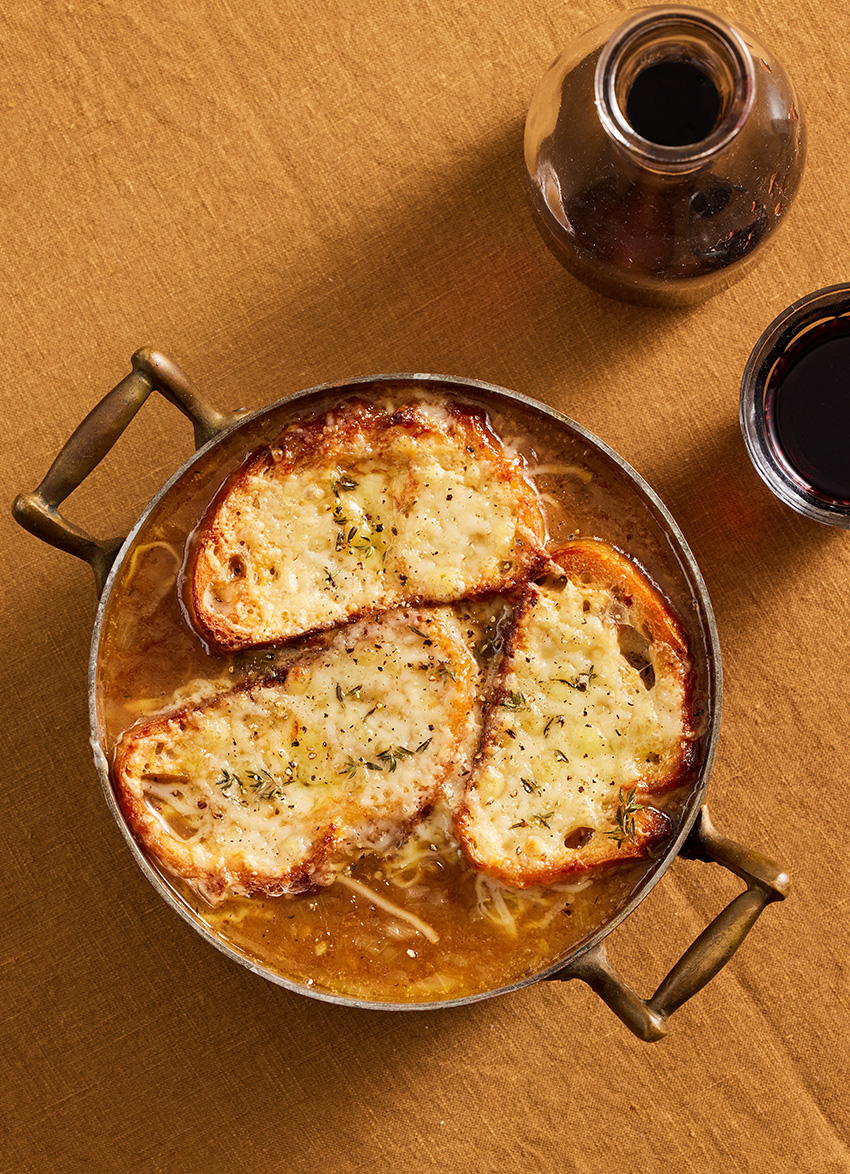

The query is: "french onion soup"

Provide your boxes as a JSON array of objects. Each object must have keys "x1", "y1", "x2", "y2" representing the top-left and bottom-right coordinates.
[{"x1": 98, "y1": 387, "x2": 706, "y2": 1003}]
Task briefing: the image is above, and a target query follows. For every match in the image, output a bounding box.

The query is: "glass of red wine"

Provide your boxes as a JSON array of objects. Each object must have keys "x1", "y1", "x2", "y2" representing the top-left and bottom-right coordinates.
[{"x1": 741, "y1": 284, "x2": 850, "y2": 528}]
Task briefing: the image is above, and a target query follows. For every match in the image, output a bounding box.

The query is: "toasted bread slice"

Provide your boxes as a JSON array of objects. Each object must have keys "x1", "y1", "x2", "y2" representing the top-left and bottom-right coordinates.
[
  {"x1": 455, "y1": 540, "x2": 696, "y2": 888},
  {"x1": 115, "y1": 606, "x2": 477, "y2": 901},
  {"x1": 191, "y1": 398, "x2": 546, "y2": 650}
]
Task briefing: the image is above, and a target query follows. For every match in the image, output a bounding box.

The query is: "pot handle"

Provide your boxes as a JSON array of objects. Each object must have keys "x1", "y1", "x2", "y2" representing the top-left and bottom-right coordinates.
[
  {"x1": 551, "y1": 806, "x2": 790, "y2": 1041},
  {"x1": 12, "y1": 347, "x2": 241, "y2": 596}
]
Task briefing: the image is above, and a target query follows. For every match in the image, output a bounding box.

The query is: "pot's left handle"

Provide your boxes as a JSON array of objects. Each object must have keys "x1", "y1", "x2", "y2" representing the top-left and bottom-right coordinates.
[{"x1": 12, "y1": 347, "x2": 241, "y2": 597}]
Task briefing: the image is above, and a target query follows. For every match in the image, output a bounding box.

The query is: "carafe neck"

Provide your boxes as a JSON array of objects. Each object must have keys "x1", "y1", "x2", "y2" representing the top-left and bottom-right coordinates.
[{"x1": 595, "y1": 5, "x2": 755, "y2": 175}]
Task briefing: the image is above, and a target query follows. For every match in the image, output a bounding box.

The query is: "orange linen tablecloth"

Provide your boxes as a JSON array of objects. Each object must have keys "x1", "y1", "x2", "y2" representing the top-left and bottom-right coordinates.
[{"x1": 2, "y1": 1, "x2": 848, "y2": 1171}]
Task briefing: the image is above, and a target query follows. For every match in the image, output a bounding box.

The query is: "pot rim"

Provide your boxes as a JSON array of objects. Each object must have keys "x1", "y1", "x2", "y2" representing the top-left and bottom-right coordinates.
[{"x1": 88, "y1": 371, "x2": 722, "y2": 1010}]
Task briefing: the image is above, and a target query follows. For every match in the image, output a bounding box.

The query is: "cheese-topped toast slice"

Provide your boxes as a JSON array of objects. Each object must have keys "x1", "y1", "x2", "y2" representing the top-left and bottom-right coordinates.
[
  {"x1": 455, "y1": 541, "x2": 696, "y2": 888},
  {"x1": 115, "y1": 607, "x2": 477, "y2": 901},
  {"x1": 191, "y1": 398, "x2": 546, "y2": 650}
]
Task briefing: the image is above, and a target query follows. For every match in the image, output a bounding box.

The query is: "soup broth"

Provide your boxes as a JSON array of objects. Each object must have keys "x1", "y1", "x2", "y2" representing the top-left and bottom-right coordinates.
[{"x1": 96, "y1": 381, "x2": 712, "y2": 1004}]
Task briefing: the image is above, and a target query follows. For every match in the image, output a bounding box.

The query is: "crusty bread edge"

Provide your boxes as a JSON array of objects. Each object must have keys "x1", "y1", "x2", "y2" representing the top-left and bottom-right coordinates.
[
  {"x1": 454, "y1": 540, "x2": 697, "y2": 887},
  {"x1": 113, "y1": 606, "x2": 480, "y2": 899},
  {"x1": 190, "y1": 397, "x2": 548, "y2": 651}
]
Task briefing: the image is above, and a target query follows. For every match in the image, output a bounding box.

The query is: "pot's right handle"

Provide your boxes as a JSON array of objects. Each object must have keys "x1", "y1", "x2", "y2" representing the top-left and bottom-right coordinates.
[
  {"x1": 12, "y1": 348, "x2": 242, "y2": 596},
  {"x1": 552, "y1": 806, "x2": 790, "y2": 1041}
]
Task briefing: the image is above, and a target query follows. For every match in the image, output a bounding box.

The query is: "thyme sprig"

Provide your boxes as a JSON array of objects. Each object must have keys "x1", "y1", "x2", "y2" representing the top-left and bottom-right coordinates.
[
  {"x1": 376, "y1": 745, "x2": 415, "y2": 772},
  {"x1": 500, "y1": 690, "x2": 529, "y2": 711},
  {"x1": 511, "y1": 810, "x2": 555, "y2": 830},
  {"x1": 605, "y1": 786, "x2": 644, "y2": 848},
  {"x1": 475, "y1": 604, "x2": 512, "y2": 661},
  {"x1": 215, "y1": 767, "x2": 241, "y2": 794},
  {"x1": 215, "y1": 766, "x2": 290, "y2": 804},
  {"x1": 245, "y1": 769, "x2": 285, "y2": 802},
  {"x1": 556, "y1": 665, "x2": 598, "y2": 692},
  {"x1": 338, "y1": 739, "x2": 432, "y2": 779}
]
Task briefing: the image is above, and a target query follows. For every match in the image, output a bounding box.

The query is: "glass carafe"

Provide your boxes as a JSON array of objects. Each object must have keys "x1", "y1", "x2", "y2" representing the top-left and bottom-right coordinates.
[{"x1": 524, "y1": 5, "x2": 806, "y2": 305}]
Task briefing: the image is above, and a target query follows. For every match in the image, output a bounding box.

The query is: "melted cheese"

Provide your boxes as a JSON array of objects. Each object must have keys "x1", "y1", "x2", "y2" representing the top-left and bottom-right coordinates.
[
  {"x1": 457, "y1": 553, "x2": 691, "y2": 887},
  {"x1": 192, "y1": 399, "x2": 546, "y2": 648},
  {"x1": 116, "y1": 607, "x2": 477, "y2": 898}
]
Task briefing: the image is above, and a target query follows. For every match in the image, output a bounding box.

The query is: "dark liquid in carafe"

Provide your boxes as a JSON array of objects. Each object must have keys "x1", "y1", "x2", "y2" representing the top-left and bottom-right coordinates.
[
  {"x1": 626, "y1": 61, "x2": 721, "y2": 146},
  {"x1": 766, "y1": 319, "x2": 850, "y2": 503}
]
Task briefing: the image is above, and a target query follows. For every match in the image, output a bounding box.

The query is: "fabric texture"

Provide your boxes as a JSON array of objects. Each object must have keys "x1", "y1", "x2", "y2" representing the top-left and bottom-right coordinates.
[{"x1": 2, "y1": 1, "x2": 848, "y2": 1170}]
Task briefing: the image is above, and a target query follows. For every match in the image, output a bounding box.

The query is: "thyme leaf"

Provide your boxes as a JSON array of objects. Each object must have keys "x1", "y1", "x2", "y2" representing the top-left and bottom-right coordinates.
[
  {"x1": 332, "y1": 475, "x2": 359, "y2": 496},
  {"x1": 499, "y1": 690, "x2": 528, "y2": 711},
  {"x1": 476, "y1": 634, "x2": 503, "y2": 660},
  {"x1": 351, "y1": 535, "x2": 375, "y2": 557}
]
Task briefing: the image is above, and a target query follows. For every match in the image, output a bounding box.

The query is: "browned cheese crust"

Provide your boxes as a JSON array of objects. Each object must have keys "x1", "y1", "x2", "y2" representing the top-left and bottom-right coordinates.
[
  {"x1": 454, "y1": 539, "x2": 697, "y2": 888},
  {"x1": 191, "y1": 398, "x2": 547, "y2": 650},
  {"x1": 114, "y1": 607, "x2": 478, "y2": 901}
]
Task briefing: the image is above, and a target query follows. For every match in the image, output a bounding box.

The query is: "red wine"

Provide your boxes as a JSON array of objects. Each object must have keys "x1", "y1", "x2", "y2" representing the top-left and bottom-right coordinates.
[
  {"x1": 626, "y1": 61, "x2": 721, "y2": 147},
  {"x1": 765, "y1": 318, "x2": 850, "y2": 503}
]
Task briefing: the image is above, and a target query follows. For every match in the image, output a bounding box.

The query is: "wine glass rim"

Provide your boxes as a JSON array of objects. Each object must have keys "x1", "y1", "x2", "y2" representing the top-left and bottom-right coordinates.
[{"x1": 739, "y1": 283, "x2": 850, "y2": 527}]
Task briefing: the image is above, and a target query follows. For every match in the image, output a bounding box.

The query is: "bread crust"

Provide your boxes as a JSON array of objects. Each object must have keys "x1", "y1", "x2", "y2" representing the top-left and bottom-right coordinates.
[
  {"x1": 114, "y1": 606, "x2": 478, "y2": 901},
  {"x1": 190, "y1": 397, "x2": 547, "y2": 650},
  {"x1": 454, "y1": 540, "x2": 696, "y2": 888}
]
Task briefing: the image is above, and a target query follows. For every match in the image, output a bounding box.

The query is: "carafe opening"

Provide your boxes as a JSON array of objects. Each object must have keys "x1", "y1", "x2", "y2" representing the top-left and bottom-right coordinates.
[{"x1": 596, "y1": 6, "x2": 754, "y2": 171}]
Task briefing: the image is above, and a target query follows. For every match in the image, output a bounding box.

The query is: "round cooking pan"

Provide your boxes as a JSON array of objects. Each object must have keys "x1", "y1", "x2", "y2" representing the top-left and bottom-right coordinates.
[{"x1": 13, "y1": 349, "x2": 789, "y2": 1041}]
